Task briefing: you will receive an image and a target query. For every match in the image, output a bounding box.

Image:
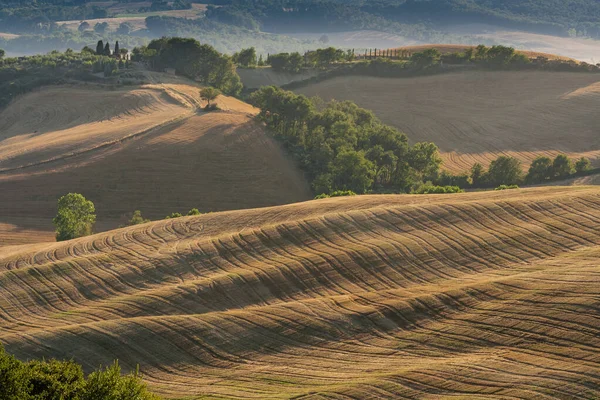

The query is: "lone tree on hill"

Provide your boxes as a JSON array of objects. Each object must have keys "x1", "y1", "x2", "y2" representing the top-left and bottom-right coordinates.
[
  {"x1": 200, "y1": 87, "x2": 221, "y2": 109},
  {"x1": 96, "y1": 40, "x2": 104, "y2": 55},
  {"x1": 53, "y1": 193, "x2": 96, "y2": 242}
]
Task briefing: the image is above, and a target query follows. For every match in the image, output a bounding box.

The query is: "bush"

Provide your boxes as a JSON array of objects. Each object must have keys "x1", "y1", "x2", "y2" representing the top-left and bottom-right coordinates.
[
  {"x1": 526, "y1": 156, "x2": 552, "y2": 183},
  {"x1": 53, "y1": 193, "x2": 96, "y2": 242},
  {"x1": 412, "y1": 182, "x2": 464, "y2": 194},
  {"x1": 165, "y1": 212, "x2": 183, "y2": 219},
  {"x1": 0, "y1": 344, "x2": 159, "y2": 400},
  {"x1": 123, "y1": 210, "x2": 150, "y2": 227},
  {"x1": 314, "y1": 190, "x2": 357, "y2": 199},
  {"x1": 187, "y1": 208, "x2": 201, "y2": 216},
  {"x1": 495, "y1": 184, "x2": 519, "y2": 190}
]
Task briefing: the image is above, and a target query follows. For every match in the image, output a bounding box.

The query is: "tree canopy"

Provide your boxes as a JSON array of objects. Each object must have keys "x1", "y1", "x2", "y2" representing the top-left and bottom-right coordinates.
[{"x1": 53, "y1": 193, "x2": 96, "y2": 241}]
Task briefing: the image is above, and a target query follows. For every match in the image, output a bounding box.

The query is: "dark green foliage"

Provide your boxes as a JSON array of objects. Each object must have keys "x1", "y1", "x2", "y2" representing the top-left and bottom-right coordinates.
[
  {"x1": 470, "y1": 163, "x2": 485, "y2": 187},
  {"x1": 124, "y1": 210, "x2": 150, "y2": 226},
  {"x1": 25, "y1": 359, "x2": 84, "y2": 400},
  {"x1": 410, "y1": 48, "x2": 441, "y2": 67},
  {"x1": 53, "y1": 193, "x2": 96, "y2": 242},
  {"x1": 116, "y1": 23, "x2": 132, "y2": 35},
  {"x1": 103, "y1": 42, "x2": 111, "y2": 56},
  {"x1": 236, "y1": 47, "x2": 257, "y2": 68},
  {"x1": 436, "y1": 171, "x2": 471, "y2": 188},
  {"x1": 96, "y1": 40, "x2": 104, "y2": 55},
  {"x1": 526, "y1": 156, "x2": 553, "y2": 183},
  {"x1": 187, "y1": 208, "x2": 201, "y2": 216},
  {"x1": 0, "y1": 343, "x2": 159, "y2": 400},
  {"x1": 314, "y1": 190, "x2": 356, "y2": 199},
  {"x1": 487, "y1": 156, "x2": 523, "y2": 186},
  {"x1": 249, "y1": 86, "x2": 442, "y2": 195},
  {"x1": 0, "y1": 344, "x2": 29, "y2": 400},
  {"x1": 551, "y1": 153, "x2": 573, "y2": 178},
  {"x1": 114, "y1": 41, "x2": 120, "y2": 57},
  {"x1": 165, "y1": 212, "x2": 183, "y2": 219},
  {"x1": 412, "y1": 182, "x2": 464, "y2": 194},
  {"x1": 268, "y1": 52, "x2": 303, "y2": 73},
  {"x1": 200, "y1": 87, "x2": 221, "y2": 108},
  {"x1": 575, "y1": 157, "x2": 591, "y2": 174},
  {"x1": 495, "y1": 184, "x2": 519, "y2": 190},
  {"x1": 136, "y1": 37, "x2": 242, "y2": 95}
]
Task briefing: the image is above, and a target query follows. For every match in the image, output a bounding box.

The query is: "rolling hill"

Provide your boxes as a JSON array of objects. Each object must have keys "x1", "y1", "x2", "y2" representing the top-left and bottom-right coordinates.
[
  {"x1": 1, "y1": 187, "x2": 600, "y2": 398},
  {"x1": 0, "y1": 78, "x2": 311, "y2": 246},
  {"x1": 295, "y1": 70, "x2": 600, "y2": 174}
]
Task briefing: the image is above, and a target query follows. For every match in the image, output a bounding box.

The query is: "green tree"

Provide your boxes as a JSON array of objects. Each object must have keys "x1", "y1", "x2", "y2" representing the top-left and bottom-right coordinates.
[
  {"x1": 470, "y1": 162, "x2": 485, "y2": 186},
  {"x1": 200, "y1": 87, "x2": 221, "y2": 108},
  {"x1": 410, "y1": 48, "x2": 441, "y2": 67},
  {"x1": 487, "y1": 156, "x2": 523, "y2": 186},
  {"x1": 53, "y1": 193, "x2": 96, "y2": 242},
  {"x1": 526, "y1": 156, "x2": 552, "y2": 183},
  {"x1": 0, "y1": 344, "x2": 28, "y2": 400},
  {"x1": 104, "y1": 42, "x2": 111, "y2": 56},
  {"x1": 237, "y1": 47, "x2": 257, "y2": 67},
  {"x1": 187, "y1": 208, "x2": 201, "y2": 216},
  {"x1": 82, "y1": 362, "x2": 158, "y2": 400},
  {"x1": 551, "y1": 154, "x2": 573, "y2": 178},
  {"x1": 330, "y1": 150, "x2": 375, "y2": 193},
  {"x1": 25, "y1": 359, "x2": 85, "y2": 400},
  {"x1": 126, "y1": 210, "x2": 150, "y2": 226},
  {"x1": 96, "y1": 40, "x2": 104, "y2": 55},
  {"x1": 408, "y1": 142, "x2": 442, "y2": 181},
  {"x1": 114, "y1": 41, "x2": 120, "y2": 58},
  {"x1": 575, "y1": 157, "x2": 591, "y2": 174}
]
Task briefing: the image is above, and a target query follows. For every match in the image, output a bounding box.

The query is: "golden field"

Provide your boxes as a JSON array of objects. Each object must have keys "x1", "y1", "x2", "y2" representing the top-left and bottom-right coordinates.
[{"x1": 1, "y1": 187, "x2": 600, "y2": 398}]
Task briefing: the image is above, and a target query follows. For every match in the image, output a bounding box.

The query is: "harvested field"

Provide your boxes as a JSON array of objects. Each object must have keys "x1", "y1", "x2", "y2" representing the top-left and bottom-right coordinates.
[
  {"x1": 1, "y1": 186, "x2": 600, "y2": 398},
  {"x1": 295, "y1": 71, "x2": 600, "y2": 173},
  {"x1": 0, "y1": 81, "x2": 311, "y2": 245}
]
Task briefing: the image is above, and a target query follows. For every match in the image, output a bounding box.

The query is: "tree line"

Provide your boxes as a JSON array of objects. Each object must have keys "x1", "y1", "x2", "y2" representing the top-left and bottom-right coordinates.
[
  {"x1": 132, "y1": 37, "x2": 243, "y2": 96},
  {"x1": 437, "y1": 154, "x2": 593, "y2": 189},
  {"x1": 248, "y1": 86, "x2": 442, "y2": 195},
  {"x1": 0, "y1": 343, "x2": 159, "y2": 400}
]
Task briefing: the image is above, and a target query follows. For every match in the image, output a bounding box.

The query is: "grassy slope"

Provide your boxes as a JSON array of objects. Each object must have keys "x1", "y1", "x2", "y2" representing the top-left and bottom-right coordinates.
[
  {"x1": 295, "y1": 70, "x2": 600, "y2": 174},
  {"x1": 1, "y1": 186, "x2": 600, "y2": 398},
  {"x1": 0, "y1": 78, "x2": 311, "y2": 246}
]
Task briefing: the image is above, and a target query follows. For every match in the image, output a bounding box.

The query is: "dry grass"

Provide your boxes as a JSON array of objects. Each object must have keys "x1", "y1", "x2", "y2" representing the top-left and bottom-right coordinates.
[
  {"x1": 393, "y1": 44, "x2": 578, "y2": 62},
  {"x1": 295, "y1": 71, "x2": 600, "y2": 174},
  {"x1": 1, "y1": 186, "x2": 600, "y2": 398},
  {"x1": 0, "y1": 80, "x2": 311, "y2": 246}
]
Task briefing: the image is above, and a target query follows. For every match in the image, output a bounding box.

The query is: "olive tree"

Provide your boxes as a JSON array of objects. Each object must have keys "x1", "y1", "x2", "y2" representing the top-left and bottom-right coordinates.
[
  {"x1": 200, "y1": 87, "x2": 221, "y2": 108},
  {"x1": 53, "y1": 193, "x2": 96, "y2": 241}
]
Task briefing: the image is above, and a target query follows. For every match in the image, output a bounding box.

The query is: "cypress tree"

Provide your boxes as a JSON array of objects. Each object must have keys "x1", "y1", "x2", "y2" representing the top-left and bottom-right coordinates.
[
  {"x1": 114, "y1": 41, "x2": 120, "y2": 58},
  {"x1": 96, "y1": 40, "x2": 104, "y2": 55},
  {"x1": 104, "y1": 42, "x2": 111, "y2": 56}
]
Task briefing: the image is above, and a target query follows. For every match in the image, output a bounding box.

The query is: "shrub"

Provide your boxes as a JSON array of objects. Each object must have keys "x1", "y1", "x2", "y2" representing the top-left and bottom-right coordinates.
[
  {"x1": 124, "y1": 210, "x2": 150, "y2": 226},
  {"x1": 187, "y1": 208, "x2": 201, "y2": 215},
  {"x1": 412, "y1": 182, "x2": 464, "y2": 194},
  {"x1": 53, "y1": 193, "x2": 96, "y2": 242},
  {"x1": 315, "y1": 190, "x2": 357, "y2": 199},
  {"x1": 495, "y1": 184, "x2": 519, "y2": 190},
  {"x1": 165, "y1": 212, "x2": 183, "y2": 219}
]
